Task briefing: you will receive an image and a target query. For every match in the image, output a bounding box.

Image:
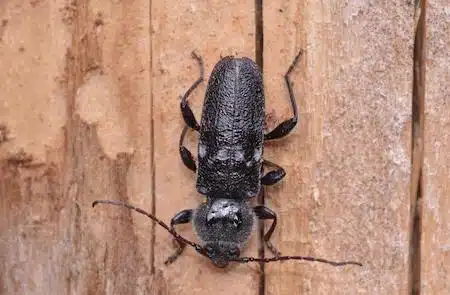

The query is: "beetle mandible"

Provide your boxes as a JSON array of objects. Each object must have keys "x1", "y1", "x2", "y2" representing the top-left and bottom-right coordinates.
[{"x1": 93, "y1": 50, "x2": 362, "y2": 268}]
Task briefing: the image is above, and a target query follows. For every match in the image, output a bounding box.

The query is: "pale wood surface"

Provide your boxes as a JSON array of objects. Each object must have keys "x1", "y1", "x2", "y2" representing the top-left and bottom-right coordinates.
[
  {"x1": 263, "y1": 1, "x2": 414, "y2": 294},
  {"x1": 0, "y1": 0, "x2": 446, "y2": 295},
  {"x1": 1, "y1": 0, "x2": 153, "y2": 294},
  {"x1": 422, "y1": 0, "x2": 450, "y2": 294}
]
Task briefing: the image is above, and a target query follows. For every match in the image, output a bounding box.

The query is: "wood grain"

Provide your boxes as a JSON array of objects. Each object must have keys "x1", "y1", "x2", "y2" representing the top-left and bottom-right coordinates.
[
  {"x1": 1, "y1": 0, "x2": 448, "y2": 294},
  {"x1": 151, "y1": 1, "x2": 259, "y2": 294},
  {"x1": 422, "y1": 0, "x2": 450, "y2": 294},
  {"x1": 0, "y1": 2, "x2": 70, "y2": 294},
  {"x1": 263, "y1": 1, "x2": 414, "y2": 294},
  {"x1": 0, "y1": 0, "x2": 152, "y2": 294}
]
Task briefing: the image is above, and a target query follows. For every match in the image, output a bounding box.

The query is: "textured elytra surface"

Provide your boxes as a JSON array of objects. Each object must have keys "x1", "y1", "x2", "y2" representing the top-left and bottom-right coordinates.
[{"x1": 197, "y1": 57, "x2": 265, "y2": 199}]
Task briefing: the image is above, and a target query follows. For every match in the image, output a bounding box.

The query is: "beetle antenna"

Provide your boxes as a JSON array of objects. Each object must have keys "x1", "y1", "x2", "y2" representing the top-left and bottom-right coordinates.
[
  {"x1": 232, "y1": 255, "x2": 362, "y2": 267},
  {"x1": 92, "y1": 200, "x2": 205, "y2": 254}
]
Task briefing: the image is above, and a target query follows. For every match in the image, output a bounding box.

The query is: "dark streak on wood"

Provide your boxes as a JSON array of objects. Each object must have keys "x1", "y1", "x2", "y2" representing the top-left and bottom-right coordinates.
[
  {"x1": 255, "y1": 0, "x2": 263, "y2": 69},
  {"x1": 409, "y1": 0, "x2": 426, "y2": 294},
  {"x1": 0, "y1": 19, "x2": 8, "y2": 42},
  {"x1": 255, "y1": 1, "x2": 265, "y2": 294},
  {"x1": 6, "y1": 151, "x2": 34, "y2": 166},
  {"x1": 257, "y1": 188, "x2": 266, "y2": 295},
  {"x1": 0, "y1": 124, "x2": 10, "y2": 145},
  {"x1": 0, "y1": 161, "x2": 63, "y2": 293},
  {"x1": 149, "y1": 0, "x2": 156, "y2": 276}
]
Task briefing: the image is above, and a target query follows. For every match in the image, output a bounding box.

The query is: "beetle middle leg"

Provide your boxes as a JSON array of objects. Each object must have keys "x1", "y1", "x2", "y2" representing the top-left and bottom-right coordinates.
[
  {"x1": 179, "y1": 125, "x2": 197, "y2": 172},
  {"x1": 180, "y1": 51, "x2": 204, "y2": 131},
  {"x1": 265, "y1": 50, "x2": 304, "y2": 140},
  {"x1": 164, "y1": 209, "x2": 193, "y2": 265},
  {"x1": 253, "y1": 205, "x2": 282, "y2": 257},
  {"x1": 261, "y1": 159, "x2": 286, "y2": 185}
]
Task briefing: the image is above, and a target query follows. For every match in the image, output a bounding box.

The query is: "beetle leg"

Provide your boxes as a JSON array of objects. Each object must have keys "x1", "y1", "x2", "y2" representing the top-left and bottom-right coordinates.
[
  {"x1": 179, "y1": 125, "x2": 197, "y2": 172},
  {"x1": 253, "y1": 205, "x2": 282, "y2": 257},
  {"x1": 261, "y1": 159, "x2": 286, "y2": 185},
  {"x1": 164, "y1": 209, "x2": 194, "y2": 265},
  {"x1": 265, "y1": 50, "x2": 303, "y2": 140},
  {"x1": 180, "y1": 51, "x2": 204, "y2": 131}
]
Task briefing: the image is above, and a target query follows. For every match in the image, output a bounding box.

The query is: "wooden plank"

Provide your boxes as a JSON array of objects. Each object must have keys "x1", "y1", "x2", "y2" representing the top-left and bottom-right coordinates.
[
  {"x1": 263, "y1": 1, "x2": 414, "y2": 294},
  {"x1": 0, "y1": 2, "x2": 70, "y2": 294},
  {"x1": 73, "y1": 1, "x2": 153, "y2": 294},
  {"x1": 8, "y1": 1, "x2": 450, "y2": 294},
  {"x1": 422, "y1": 0, "x2": 450, "y2": 293},
  {"x1": 151, "y1": 0, "x2": 259, "y2": 294},
  {"x1": 0, "y1": 1, "x2": 152, "y2": 294}
]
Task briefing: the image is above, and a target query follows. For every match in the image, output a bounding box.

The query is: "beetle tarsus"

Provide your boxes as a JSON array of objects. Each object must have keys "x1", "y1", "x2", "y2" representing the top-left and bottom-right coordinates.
[
  {"x1": 165, "y1": 209, "x2": 194, "y2": 264},
  {"x1": 164, "y1": 240, "x2": 186, "y2": 265}
]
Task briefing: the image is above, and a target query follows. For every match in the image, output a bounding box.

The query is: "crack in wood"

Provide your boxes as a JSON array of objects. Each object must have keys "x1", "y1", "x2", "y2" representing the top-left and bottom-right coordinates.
[
  {"x1": 255, "y1": 1, "x2": 265, "y2": 294},
  {"x1": 409, "y1": 0, "x2": 426, "y2": 294},
  {"x1": 149, "y1": 0, "x2": 156, "y2": 277}
]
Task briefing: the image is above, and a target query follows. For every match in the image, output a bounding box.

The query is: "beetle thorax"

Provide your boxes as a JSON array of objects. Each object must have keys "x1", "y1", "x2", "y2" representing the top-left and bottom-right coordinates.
[{"x1": 193, "y1": 198, "x2": 255, "y2": 248}]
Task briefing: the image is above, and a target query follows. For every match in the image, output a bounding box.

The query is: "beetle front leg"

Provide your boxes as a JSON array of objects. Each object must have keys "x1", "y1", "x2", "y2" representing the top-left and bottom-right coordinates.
[
  {"x1": 253, "y1": 205, "x2": 282, "y2": 257},
  {"x1": 179, "y1": 125, "x2": 197, "y2": 172},
  {"x1": 261, "y1": 160, "x2": 286, "y2": 185},
  {"x1": 180, "y1": 51, "x2": 204, "y2": 131},
  {"x1": 265, "y1": 50, "x2": 303, "y2": 140},
  {"x1": 164, "y1": 209, "x2": 194, "y2": 265}
]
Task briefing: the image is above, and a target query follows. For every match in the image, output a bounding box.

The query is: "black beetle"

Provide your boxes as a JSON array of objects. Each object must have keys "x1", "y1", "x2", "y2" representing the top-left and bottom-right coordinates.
[{"x1": 93, "y1": 51, "x2": 361, "y2": 268}]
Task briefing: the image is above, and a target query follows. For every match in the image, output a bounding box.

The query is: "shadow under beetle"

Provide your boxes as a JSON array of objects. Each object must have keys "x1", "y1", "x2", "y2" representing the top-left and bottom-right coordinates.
[{"x1": 93, "y1": 50, "x2": 362, "y2": 268}]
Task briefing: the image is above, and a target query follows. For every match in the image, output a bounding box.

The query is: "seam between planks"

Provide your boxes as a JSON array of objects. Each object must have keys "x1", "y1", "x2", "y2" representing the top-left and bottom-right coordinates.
[
  {"x1": 409, "y1": 0, "x2": 426, "y2": 294},
  {"x1": 149, "y1": 0, "x2": 156, "y2": 275},
  {"x1": 255, "y1": 1, "x2": 265, "y2": 294}
]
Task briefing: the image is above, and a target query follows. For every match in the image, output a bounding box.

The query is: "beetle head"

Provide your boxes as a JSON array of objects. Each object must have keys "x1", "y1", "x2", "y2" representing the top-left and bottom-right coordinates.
[
  {"x1": 193, "y1": 198, "x2": 255, "y2": 268},
  {"x1": 202, "y1": 242, "x2": 240, "y2": 268}
]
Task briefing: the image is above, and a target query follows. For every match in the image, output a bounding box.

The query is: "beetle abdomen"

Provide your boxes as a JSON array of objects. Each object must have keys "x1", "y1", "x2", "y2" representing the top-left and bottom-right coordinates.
[{"x1": 196, "y1": 57, "x2": 264, "y2": 198}]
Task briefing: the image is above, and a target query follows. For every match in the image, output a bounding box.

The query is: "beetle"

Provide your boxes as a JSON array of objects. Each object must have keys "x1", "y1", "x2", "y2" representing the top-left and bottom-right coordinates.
[{"x1": 93, "y1": 51, "x2": 361, "y2": 268}]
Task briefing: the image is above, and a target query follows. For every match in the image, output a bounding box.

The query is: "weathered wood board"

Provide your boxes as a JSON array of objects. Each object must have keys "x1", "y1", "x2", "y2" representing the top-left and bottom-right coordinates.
[
  {"x1": 1, "y1": 0, "x2": 153, "y2": 294},
  {"x1": 0, "y1": 0, "x2": 447, "y2": 294},
  {"x1": 263, "y1": 1, "x2": 414, "y2": 294},
  {"x1": 422, "y1": 0, "x2": 450, "y2": 294}
]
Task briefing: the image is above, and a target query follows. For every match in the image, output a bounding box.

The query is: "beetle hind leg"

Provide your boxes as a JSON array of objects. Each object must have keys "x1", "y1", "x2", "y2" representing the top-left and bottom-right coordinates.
[{"x1": 264, "y1": 50, "x2": 304, "y2": 141}]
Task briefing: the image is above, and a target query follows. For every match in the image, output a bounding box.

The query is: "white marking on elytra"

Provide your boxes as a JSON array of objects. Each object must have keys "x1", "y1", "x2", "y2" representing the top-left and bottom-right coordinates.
[
  {"x1": 253, "y1": 146, "x2": 262, "y2": 162},
  {"x1": 234, "y1": 150, "x2": 245, "y2": 161},
  {"x1": 233, "y1": 146, "x2": 245, "y2": 162},
  {"x1": 198, "y1": 144, "x2": 207, "y2": 158},
  {"x1": 215, "y1": 148, "x2": 228, "y2": 161}
]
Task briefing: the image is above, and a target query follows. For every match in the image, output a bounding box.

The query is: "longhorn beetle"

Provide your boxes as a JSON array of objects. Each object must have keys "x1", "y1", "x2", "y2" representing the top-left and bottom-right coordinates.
[{"x1": 93, "y1": 50, "x2": 362, "y2": 268}]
